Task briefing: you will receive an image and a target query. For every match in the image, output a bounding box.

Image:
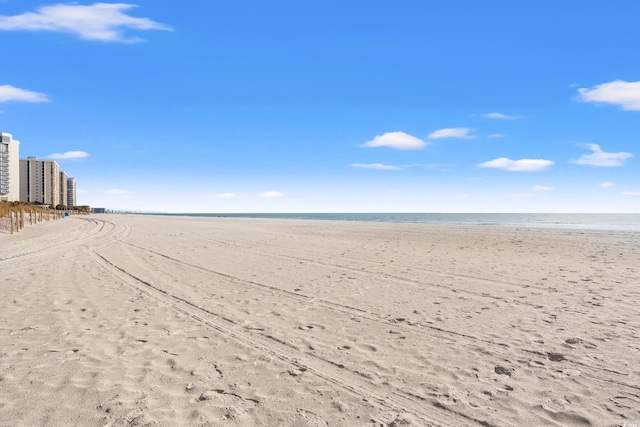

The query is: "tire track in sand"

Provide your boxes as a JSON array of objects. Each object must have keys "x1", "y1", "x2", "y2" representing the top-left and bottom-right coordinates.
[
  {"x1": 115, "y1": 238, "x2": 640, "y2": 395},
  {"x1": 0, "y1": 218, "x2": 115, "y2": 264},
  {"x1": 88, "y1": 248, "x2": 501, "y2": 427}
]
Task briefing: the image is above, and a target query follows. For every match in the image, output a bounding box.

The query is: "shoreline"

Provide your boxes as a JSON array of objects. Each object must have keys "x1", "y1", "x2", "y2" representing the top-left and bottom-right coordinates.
[
  {"x1": 1, "y1": 214, "x2": 639, "y2": 426},
  {"x1": 137, "y1": 212, "x2": 640, "y2": 232}
]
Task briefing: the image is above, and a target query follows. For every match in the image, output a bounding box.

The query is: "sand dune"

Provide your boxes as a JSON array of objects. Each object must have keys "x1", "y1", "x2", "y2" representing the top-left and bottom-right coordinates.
[{"x1": 1, "y1": 214, "x2": 639, "y2": 426}]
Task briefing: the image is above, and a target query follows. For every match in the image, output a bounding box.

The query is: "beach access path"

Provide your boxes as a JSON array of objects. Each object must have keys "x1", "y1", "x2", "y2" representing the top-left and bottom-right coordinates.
[{"x1": 1, "y1": 214, "x2": 639, "y2": 426}]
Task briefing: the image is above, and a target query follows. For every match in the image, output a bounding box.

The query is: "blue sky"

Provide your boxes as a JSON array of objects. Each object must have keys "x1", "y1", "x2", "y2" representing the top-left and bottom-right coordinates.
[{"x1": 1, "y1": 1, "x2": 638, "y2": 212}]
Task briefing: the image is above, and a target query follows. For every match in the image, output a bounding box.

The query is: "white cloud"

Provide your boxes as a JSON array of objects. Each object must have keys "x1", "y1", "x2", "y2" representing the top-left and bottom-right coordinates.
[
  {"x1": 600, "y1": 181, "x2": 615, "y2": 188},
  {"x1": 400, "y1": 163, "x2": 438, "y2": 169},
  {"x1": 0, "y1": 3, "x2": 173, "y2": 43},
  {"x1": 481, "y1": 112, "x2": 523, "y2": 120},
  {"x1": 48, "y1": 150, "x2": 89, "y2": 160},
  {"x1": 577, "y1": 80, "x2": 640, "y2": 111},
  {"x1": 260, "y1": 191, "x2": 283, "y2": 198},
  {"x1": 104, "y1": 188, "x2": 129, "y2": 195},
  {"x1": 488, "y1": 134, "x2": 505, "y2": 139},
  {"x1": 351, "y1": 163, "x2": 400, "y2": 170},
  {"x1": 571, "y1": 144, "x2": 633, "y2": 167},
  {"x1": 622, "y1": 191, "x2": 640, "y2": 196},
  {"x1": 428, "y1": 127, "x2": 475, "y2": 140},
  {"x1": 478, "y1": 157, "x2": 554, "y2": 172},
  {"x1": 532, "y1": 185, "x2": 555, "y2": 192},
  {"x1": 0, "y1": 84, "x2": 50, "y2": 102},
  {"x1": 362, "y1": 131, "x2": 427, "y2": 150}
]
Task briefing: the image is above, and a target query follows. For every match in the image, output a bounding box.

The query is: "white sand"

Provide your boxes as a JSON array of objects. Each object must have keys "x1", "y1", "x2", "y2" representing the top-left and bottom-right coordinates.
[{"x1": 1, "y1": 214, "x2": 639, "y2": 426}]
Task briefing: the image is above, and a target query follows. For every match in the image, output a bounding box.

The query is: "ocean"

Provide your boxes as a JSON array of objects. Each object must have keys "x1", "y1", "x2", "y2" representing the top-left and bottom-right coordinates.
[{"x1": 155, "y1": 213, "x2": 640, "y2": 231}]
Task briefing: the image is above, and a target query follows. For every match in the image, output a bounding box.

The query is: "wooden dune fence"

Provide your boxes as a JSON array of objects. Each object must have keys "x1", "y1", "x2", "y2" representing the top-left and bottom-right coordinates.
[{"x1": 0, "y1": 208, "x2": 65, "y2": 234}]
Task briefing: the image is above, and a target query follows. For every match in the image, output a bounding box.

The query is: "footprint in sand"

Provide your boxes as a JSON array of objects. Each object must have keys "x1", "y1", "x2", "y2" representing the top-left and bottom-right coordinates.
[
  {"x1": 298, "y1": 323, "x2": 326, "y2": 331},
  {"x1": 547, "y1": 352, "x2": 565, "y2": 362},
  {"x1": 494, "y1": 365, "x2": 513, "y2": 376},
  {"x1": 355, "y1": 343, "x2": 378, "y2": 352}
]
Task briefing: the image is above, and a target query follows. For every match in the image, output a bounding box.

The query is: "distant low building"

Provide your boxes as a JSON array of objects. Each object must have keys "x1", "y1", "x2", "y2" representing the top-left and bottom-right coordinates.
[
  {"x1": 92, "y1": 207, "x2": 106, "y2": 213},
  {"x1": 0, "y1": 132, "x2": 20, "y2": 202}
]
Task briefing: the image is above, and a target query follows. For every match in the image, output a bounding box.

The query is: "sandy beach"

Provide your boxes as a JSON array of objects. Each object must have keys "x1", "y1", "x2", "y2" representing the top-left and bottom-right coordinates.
[{"x1": 1, "y1": 214, "x2": 639, "y2": 426}]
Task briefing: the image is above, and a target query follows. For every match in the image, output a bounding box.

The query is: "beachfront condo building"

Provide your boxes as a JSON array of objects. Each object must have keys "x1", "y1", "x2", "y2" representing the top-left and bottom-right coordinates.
[
  {"x1": 59, "y1": 170, "x2": 68, "y2": 208},
  {"x1": 67, "y1": 177, "x2": 76, "y2": 208},
  {"x1": 0, "y1": 132, "x2": 20, "y2": 202},
  {"x1": 19, "y1": 157, "x2": 61, "y2": 207}
]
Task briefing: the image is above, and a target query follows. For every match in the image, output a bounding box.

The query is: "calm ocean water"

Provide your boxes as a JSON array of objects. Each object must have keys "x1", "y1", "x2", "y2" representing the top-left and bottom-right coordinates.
[{"x1": 157, "y1": 213, "x2": 640, "y2": 231}]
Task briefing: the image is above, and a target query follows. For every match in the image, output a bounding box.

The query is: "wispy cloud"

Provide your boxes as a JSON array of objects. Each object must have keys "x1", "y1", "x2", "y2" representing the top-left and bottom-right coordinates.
[
  {"x1": 622, "y1": 191, "x2": 640, "y2": 196},
  {"x1": 400, "y1": 163, "x2": 439, "y2": 170},
  {"x1": 211, "y1": 193, "x2": 236, "y2": 198},
  {"x1": 104, "y1": 188, "x2": 129, "y2": 195},
  {"x1": 0, "y1": 84, "x2": 50, "y2": 102},
  {"x1": 577, "y1": 80, "x2": 640, "y2": 111},
  {"x1": 571, "y1": 144, "x2": 633, "y2": 167},
  {"x1": 600, "y1": 181, "x2": 615, "y2": 188},
  {"x1": 260, "y1": 191, "x2": 283, "y2": 198},
  {"x1": 480, "y1": 112, "x2": 524, "y2": 120},
  {"x1": 0, "y1": 3, "x2": 173, "y2": 43},
  {"x1": 351, "y1": 163, "x2": 400, "y2": 170},
  {"x1": 478, "y1": 157, "x2": 554, "y2": 172},
  {"x1": 362, "y1": 131, "x2": 427, "y2": 150},
  {"x1": 428, "y1": 127, "x2": 475, "y2": 140},
  {"x1": 487, "y1": 134, "x2": 505, "y2": 139},
  {"x1": 48, "y1": 150, "x2": 90, "y2": 160},
  {"x1": 532, "y1": 185, "x2": 555, "y2": 192}
]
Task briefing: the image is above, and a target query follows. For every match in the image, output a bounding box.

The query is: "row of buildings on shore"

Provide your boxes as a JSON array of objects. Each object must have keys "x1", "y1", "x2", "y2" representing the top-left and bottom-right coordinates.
[{"x1": 1, "y1": 132, "x2": 77, "y2": 208}]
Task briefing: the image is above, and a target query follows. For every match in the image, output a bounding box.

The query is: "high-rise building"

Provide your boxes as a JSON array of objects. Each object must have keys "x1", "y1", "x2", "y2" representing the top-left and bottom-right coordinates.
[
  {"x1": 0, "y1": 132, "x2": 20, "y2": 202},
  {"x1": 19, "y1": 157, "x2": 61, "y2": 206},
  {"x1": 59, "y1": 171, "x2": 68, "y2": 208},
  {"x1": 67, "y1": 177, "x2": 76, "y2": 208}
]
